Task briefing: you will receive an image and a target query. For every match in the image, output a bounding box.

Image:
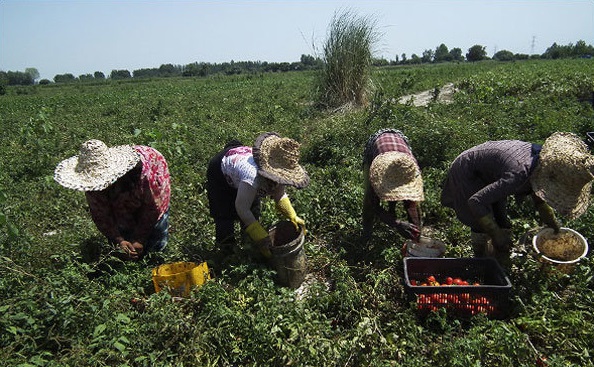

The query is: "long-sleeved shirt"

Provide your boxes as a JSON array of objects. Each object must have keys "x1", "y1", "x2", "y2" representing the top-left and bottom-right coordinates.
[
  {"x1": 85, "y1": 146, "x2": 170, "y2": 243},
  {"x1": 440, "y1": 140, "x2": 541, "y2": 228}
]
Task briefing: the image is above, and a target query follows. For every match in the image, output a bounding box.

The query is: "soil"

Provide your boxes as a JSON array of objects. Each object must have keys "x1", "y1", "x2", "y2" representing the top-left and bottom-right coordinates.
[{"x1": 397, "y1": 83, "x2": 457, "y2": 107}]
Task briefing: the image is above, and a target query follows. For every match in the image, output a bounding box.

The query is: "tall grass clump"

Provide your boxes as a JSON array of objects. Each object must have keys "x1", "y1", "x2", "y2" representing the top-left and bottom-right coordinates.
[{"x1": 316, "y1": 9, "x2": 379, "y2": 111}]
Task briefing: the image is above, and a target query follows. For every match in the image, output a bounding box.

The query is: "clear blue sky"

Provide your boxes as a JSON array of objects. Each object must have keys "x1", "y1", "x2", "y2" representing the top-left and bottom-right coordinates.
[{"x1": 2, "y1": 0, "x2": 593, "y2": 80}]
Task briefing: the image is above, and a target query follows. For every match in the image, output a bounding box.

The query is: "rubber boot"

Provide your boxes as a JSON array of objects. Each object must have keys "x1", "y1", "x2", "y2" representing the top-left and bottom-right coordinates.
[
  {"x1": 493, "y1": 229, "x2": 513, "y2": 269},
  {"x1": 470, "y1": 232, "x2": 494, "y2": 257}
]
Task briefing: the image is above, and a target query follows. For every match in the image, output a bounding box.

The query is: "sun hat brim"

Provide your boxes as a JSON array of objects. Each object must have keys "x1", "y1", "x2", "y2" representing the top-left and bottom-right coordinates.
[
  {"x1": 54, "y1": 145, "x2": 140, "y2": 191},
  {"x1": 370, "y1": 151, "x2": 424, "y2": 201},
  {"x1": 253, "y1": 132, "x2": 310, "y2": 189},
  {"x1": 531, "y1": 132, "x2": 594, "y2": 219}
]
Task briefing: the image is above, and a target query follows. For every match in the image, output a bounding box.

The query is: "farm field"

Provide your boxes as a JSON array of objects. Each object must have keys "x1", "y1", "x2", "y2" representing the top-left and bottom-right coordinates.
[{"x1": 1, "y1": 59, "x2": 594, "y2": 366}]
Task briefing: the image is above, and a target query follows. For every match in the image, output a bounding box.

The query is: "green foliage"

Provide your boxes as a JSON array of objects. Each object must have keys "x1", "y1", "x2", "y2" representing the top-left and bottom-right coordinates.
[
  {"x1": 1, "y1": 59, "x2": 594, "y2": 366},
  {"x1": 316, "y1": 9, "x2": 379, "y2": 110},
  {"x1": 466, "y1": 45, "x2": 488, "y2": 62}
]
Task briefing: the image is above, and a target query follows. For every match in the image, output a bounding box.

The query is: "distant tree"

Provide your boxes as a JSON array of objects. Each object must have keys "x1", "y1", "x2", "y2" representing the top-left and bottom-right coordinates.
[
  {"x1": 133, "y1": 68, "x2": 160, "y2": 78},
  {"x1": 159, "y1": 63, "x2": 181, "y2": 77},
  {"x1": 542, "y1": 42, "x2": 570, "y2": 59},
  {"x1": 493, "y1": 50, "x2": 515, "y2": 61},
  {"x1": 39, "y1": 79, "x2": 51, "y2": 85},
  {"x1": 449, "y1": 48, "x2": 463, "y2": 61},
  {"x1": 515, "y1": 53, "x2": 530, "y2": 60},
  {"x1": 434, "y1": 44, "x2": 453, "y2": 63},
  {"x1": 7, "y1": 71, "x2": 34, "y2": 85},
  {"x1": 573, "y1": 40, "x2": 594, "y2": 57},
  {"x1": 299, "y1": 54, "x2": 322, "y2": 70},
  {"x1": 409, "y1": 54, "x2": 422, "y2": 64},
  {"x1": 421, "y1": 49, "x2": 434, "y2": 63},
  {"x1": 300, "y1": 54, "x2": 315, "y2": 66},
  {"x1": 79, "y1": 74, "x2": 94, "y2": 82},
  {"x1": 94, "y1": 71, "x2": 105, "y2": 79},
  {"x1": 54, "y1": 73, "x2": 76, "y2": 83},
  {"x1": 110, "y1": 69, "x2": 131, "y2": 79},
  {"x1": 466, "y1": 45, "x2": 487, "y2": 62},
  {"x1": 0, "y1": 72, "x2": 6, "y2": 95},
  {"x1": 372, "y1": 57, "x2": 389, "y2": 66},
  {"x1": 400, "y1": 53, "x2": 407, "y2": 64},
  {"x1": 25, "y1": 67, "x2": 40, "y2": 82}
]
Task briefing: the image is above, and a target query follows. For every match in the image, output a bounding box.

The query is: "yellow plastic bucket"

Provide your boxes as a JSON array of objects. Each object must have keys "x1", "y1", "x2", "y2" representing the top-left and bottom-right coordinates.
[{"x1": 152, "y1": 261, "x2": 211, "y2": 297}]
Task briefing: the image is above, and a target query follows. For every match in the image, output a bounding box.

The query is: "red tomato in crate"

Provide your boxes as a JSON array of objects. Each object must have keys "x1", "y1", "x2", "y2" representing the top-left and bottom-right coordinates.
[
  {"x1": 460, "y1": 293, "x2": 470, "y2": 303},
  {"x1": 445, "y1": 277, "x2": 454, "y2": 285}
]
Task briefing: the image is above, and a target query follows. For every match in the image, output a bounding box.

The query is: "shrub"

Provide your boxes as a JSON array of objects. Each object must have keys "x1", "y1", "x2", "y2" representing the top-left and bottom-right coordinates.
[{"x1": 316, "y1": 9, "x2": 379, "y2": 110}]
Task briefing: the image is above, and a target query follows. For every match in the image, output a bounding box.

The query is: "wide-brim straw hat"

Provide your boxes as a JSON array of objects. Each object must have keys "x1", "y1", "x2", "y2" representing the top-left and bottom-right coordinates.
[
  {"x1": 54, "y1": 139, "x2": 141, "y2": 191},
  {"x1": 253, "y1": 132, "x2": 309, "y2": 188},
  {"x1": 370, "y1": 151, "x2": 424, "y2": 201},
  {"x1": 531, "y1": 132, "x2": 594, "y2": 219}
]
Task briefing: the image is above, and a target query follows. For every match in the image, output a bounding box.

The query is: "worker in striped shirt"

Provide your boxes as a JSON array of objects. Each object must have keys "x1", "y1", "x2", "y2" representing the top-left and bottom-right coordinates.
[
  {"x1": 362, "y1": 129, "x2": 424, "y2": 245},
  {"x1": 441, "y1": 132, "x2": 593, "y2": 265}
]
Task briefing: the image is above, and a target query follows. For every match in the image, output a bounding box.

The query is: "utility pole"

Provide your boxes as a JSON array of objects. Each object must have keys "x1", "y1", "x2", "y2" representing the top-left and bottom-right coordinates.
[{"x1": 531, "y1": 36, "x2": 536, "y2": 55}]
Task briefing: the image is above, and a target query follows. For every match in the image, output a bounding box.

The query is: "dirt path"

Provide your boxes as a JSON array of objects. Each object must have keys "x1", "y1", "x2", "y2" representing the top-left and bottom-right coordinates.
[{"x1": 397, "y1": 83, "x2": 457, "y2": 107}]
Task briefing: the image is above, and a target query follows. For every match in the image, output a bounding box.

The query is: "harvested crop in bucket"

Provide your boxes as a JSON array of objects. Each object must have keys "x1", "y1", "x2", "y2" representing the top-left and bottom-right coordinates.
[
  {"x1": 532, "y1": 227, "x2": 588, "y2": 273},
  {"x1": 268, "y1": 221, "x2": 307, "y2": 289},
  {"x1": 536, "y1": 231, "x2": 584, "y2": 261}
]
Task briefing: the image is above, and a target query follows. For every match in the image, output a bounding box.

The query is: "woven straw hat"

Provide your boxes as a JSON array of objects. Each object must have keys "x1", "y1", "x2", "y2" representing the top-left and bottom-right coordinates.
[
  {"x1": 54, "y1": 139, "x2": 141, "y2": 191},
  {"x1": 370, "y1": 151, "x2": 424, "y2": 201},
  {"x1": 531, "y1": 132, "x2": 594, "y2": 219},
  {"x1": 253, "y1": 132, "x2": 309, "y2": 188}
]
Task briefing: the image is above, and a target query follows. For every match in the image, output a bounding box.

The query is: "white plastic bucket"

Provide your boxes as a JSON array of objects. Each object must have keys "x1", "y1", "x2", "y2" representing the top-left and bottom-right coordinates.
[
  {"x1": 404, "y1": 236, "x2": 446, "y2": 257},
  {"x1": 532, "y1": 227, "x2": 588, "y2": 273}
]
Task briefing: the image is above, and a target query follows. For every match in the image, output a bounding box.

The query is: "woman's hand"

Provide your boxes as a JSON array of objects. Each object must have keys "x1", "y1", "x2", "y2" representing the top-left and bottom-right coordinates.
[{"x1": 119, "y1": 240, "x2": 143, "y2": 260}]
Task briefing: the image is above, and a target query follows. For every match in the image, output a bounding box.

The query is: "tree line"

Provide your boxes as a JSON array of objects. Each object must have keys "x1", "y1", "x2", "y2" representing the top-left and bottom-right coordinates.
[{"x1": 1, "y1": 40, "x2": 592, "y2": 88}]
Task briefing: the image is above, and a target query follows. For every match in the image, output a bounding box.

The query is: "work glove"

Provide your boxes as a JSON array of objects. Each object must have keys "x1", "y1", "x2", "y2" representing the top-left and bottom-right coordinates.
[
  {"x1": 394, "y1": 221, "x2": 421, "y2": 242},
  {"x1": 477, "y1": 215, "x2": 513, "y2": 253},
  {"x1": 377, "y1": 209, "x2": 420, "y2": 242},
  {"x1": 536, "y1": 201, "x2": 560, "y2": 233},
  {"x1": 276, "y1": 196, "x2": 306, "y2": 231},
  {"x1": 245, "y1": 221, "x2": 272, "y2": 258}
]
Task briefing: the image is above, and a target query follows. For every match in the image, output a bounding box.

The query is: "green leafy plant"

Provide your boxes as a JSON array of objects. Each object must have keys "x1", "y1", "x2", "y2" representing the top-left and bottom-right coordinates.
[
  {"x1": 1, "y1": 59, "x2": 593, "y2": 366},
  {"x1": 316, "y1": 9, "x2": 379, "y2": 110}
]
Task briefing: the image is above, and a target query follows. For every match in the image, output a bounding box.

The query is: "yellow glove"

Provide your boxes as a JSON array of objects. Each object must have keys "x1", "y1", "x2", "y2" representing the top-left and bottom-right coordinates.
[
  {"x1": 535, "y1": 201, "x2": 560, "y2": 233},
  {"x1": 245, "y1": 221, "x2": 268, "y2": 242},
  {"x1": 245, "y1": 221, "x2": 272, "y2": 258},
  {"x1": 276, "y1": 196, "x2": 305, "y2": 231}
]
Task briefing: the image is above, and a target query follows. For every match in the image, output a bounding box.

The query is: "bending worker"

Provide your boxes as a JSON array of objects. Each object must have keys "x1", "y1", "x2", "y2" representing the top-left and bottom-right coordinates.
[
  {"x1": 441, "y1": 132, "x2": 594, "y2": 264},
  {"x1": 206, "y1": 132, "x2": 309, "y2": 260},
  {"x1": 362, "y1": 128, "x2": 424, "y2": 245},
  {"x1": 54, "y1": 139, "x2": 171, "y2": 261}
]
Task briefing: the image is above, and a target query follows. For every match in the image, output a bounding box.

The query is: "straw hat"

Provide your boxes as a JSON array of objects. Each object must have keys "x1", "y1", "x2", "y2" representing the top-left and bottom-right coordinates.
[
  {"x1": 253, "y1": 132, "x2": 309, "y2": 188},
  {"x1": 531, "y1": 132, "x2": 594, "y2": 219},
  {"x1": 54, "y1": 139, "x2": 141, "y2": 191},
  {"x1": 369, "y1": 151, "x2": 424, "y2": 201}
]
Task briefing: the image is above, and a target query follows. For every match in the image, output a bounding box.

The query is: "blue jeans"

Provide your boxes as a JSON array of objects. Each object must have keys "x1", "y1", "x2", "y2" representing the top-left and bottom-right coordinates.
[{"x1": 146, "y1": 209, "x2": 169, "y2": 252}]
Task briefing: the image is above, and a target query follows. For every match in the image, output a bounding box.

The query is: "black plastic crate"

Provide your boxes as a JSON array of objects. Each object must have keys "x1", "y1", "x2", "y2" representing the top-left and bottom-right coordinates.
[{"x1": 404, "y1": 257, "x2": 512, "y2": 319}]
